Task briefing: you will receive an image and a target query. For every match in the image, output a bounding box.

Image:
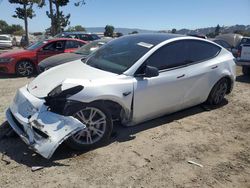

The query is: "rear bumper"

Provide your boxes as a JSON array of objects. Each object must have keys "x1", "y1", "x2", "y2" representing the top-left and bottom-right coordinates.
[
  {"x1": 0, "y1": 43, "x2": 12, "y2": 48},
  {"x1": 236, "y1": 61, "x2": 250, "y2": 66},
  {"x1": 6, "y1": 86, "x2": 85, "y2": 159}
]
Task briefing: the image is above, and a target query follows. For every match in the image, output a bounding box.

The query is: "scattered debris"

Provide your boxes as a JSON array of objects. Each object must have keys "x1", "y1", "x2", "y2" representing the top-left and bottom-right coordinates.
[
  {"x1": 188, "y1": 160, "x2": 203, "y2": 168},
  {"x1": 1, "y1": 152, "x2": 11, "y2": 165},
  {"x1": 31, "y1": 166, "x2": 44, "y2": 172},
  {"x1": 144, "y1": 158, "x2": 151, "y2": 163}
]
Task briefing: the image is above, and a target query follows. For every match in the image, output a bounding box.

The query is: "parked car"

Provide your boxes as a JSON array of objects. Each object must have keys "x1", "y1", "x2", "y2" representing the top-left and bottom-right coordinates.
[
  {"x1": 0, "y1": 35, "x2": 13, "y2": 49},
  {"x1": 6, "y1": 34, "x2": 236, "y2": 159},
  {"x1": 55, "y1": 32, "x2": 100, "y2": 41},
  {"x1": 215, "y1": 34, "x2": 250, "y2": 57},
  {"x1": 236, "y1": 40, "x2": 250, "y2": 75},
  {"x1": 38, "y1": 38, "x2": 111, "y2": 72},
  {"x1": 0, "y1": 38, "x2": 87, "y2": 76}
]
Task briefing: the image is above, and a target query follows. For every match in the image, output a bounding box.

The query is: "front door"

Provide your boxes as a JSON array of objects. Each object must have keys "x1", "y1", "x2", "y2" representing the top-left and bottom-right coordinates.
[
  {"x1": 37, "y1": 40, "x2": 65, "y2": 63},
  {"x1": 133, "y1": 68, "x2": 187, "y2": 124}
]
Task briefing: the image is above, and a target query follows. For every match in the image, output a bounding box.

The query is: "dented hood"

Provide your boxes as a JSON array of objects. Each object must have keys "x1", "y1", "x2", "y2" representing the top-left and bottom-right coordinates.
[{"x1": 28, "y1": 59, "x2": 117, "y2": 98}]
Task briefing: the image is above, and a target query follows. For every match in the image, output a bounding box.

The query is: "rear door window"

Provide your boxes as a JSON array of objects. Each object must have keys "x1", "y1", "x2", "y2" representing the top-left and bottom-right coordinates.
[
  {"x1": 79, "y1": 34, "x2": 89, "y2": 41},
  {"x1": 65, "y1": 40, "x2": 84, "y2": 49}
]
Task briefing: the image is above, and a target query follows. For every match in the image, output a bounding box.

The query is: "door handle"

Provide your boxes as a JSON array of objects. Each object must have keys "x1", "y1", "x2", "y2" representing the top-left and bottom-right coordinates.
[
  {"x1": 211, "y1": 65, "x2": 218, "y2": 69},
  {"x1": 177, "y1": 74, "x2": 185, "y2": 79}
]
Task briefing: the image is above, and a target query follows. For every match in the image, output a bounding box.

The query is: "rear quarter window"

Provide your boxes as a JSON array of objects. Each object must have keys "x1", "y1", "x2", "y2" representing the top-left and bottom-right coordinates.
[{"x1": 186, "y1": 40, "x2": 221, "y2": 62}]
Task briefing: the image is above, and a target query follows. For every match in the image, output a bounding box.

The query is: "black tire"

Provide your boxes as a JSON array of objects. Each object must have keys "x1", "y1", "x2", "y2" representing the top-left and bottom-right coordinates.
[
  {"x1": 66, "y1": 103, "x2": 113, "y2": 151},
  {"x1": 15, "y1": 60, "x2": 35, "y2": 77},
  {"x1": 206, "y1": 78, "x2": 228, "y2": 105},
  {"x1": 242, "y1": 66, "x2": 250, "y2": 75}
]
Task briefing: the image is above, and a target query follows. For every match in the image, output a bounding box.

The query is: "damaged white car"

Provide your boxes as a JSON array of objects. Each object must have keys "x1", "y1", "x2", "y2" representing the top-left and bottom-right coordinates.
[{"x1": 6, "y1": 34, "x2": 236, "y2": 159}]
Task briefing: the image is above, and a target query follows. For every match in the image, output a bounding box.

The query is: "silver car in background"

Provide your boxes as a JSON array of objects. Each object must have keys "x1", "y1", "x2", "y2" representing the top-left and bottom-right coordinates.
[{"x1": 0, "y1": 35, "x2": 13, "y2": 49}]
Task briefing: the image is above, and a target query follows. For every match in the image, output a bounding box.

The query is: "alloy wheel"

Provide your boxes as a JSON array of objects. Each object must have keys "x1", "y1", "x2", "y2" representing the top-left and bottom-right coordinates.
[
  {"x1": 72, "y1": 107, "x2": 107, "y2": 145},
  {"x1": 17, "y1": 61, "x2": 34, "y2": 76},
  {"x1": 214, "y1": 82, "x2": 227, "y2": 104}
]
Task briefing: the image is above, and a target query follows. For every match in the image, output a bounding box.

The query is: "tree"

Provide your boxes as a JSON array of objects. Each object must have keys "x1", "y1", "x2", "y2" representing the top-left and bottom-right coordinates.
[
  {"x1": 130, "y1": 31, "x2": 138, "y2": 34},
  {"x1": 66, "y1": 25, "x2": 86, "y2": 32},
  {"x1": 104, "y1": 25, "x2": 114, "y2": 37},
  {"x1": 45, "y1": 0, "x2": 71, "y2": 35},
  {"x1": 215, "y1": 24, "x2": 221, "y2": 36},
  {"x1": 74, "y1": 25, "x2": 86, "y2": 31},
  {"x1": 0, "y1": 20, "x2": 8, "y2": 32},
  {"x1": 9, "y1": 0, "x2": 40, "y2": 44},
  {"x1": 0, "y1": 20, "x2": 24, "y2": 35},
  {"x1": 171, "y1": 28, "x2": 177, "y2": 34}
]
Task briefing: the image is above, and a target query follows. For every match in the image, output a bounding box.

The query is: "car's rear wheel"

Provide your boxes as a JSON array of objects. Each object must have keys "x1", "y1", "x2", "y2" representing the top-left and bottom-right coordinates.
[
  {"x1": 242, "y1": 66, "x2": 250, "y2": 75},
  {"x1": 206, "y1": 78, "x2": 228, "y2": 105},
  {"x1": 15, "y1": 60, "x2": 35, "y2": 76},
  {"x1": 66, "y1": 103, "x2": 113, "y2": 151}
]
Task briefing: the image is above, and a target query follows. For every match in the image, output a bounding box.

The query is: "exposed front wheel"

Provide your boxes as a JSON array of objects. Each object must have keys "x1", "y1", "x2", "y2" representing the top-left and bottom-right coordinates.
[
  {"x1": 206, "y1": 78, "x2": 228, "y2": 105},
  {"x1": 66, "y1": 103, "x2": 113, "y2": 151},
  {"x1": 15, "y1": 60, "x2": 35, "y2": 76},
  {"x1": 242, "y1": 66, "x2": 250, "y2": 75}
]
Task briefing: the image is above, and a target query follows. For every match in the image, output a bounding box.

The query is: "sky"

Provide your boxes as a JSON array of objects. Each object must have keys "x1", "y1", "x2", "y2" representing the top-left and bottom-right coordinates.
[{"x1": 0, "y1": 0, "x2": 249, "y2": 32}]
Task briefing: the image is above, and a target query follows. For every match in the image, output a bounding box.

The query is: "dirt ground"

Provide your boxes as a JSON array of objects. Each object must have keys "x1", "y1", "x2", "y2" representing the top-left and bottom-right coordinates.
[{"x1": 0, "y1": 67, "x2": 249, "y2": 188}]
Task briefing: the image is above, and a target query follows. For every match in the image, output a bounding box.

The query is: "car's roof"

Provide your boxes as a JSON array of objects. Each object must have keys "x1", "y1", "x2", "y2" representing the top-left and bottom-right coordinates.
[
  {"x1": 120, "y1": 33, "x2": 184, "y2": 45},
  {"x1": 61, "y1": 32, "x2": 95, "y2": 35},
  {"x1": 46, "y1": 38, "x2": 87, "y2": 43}
]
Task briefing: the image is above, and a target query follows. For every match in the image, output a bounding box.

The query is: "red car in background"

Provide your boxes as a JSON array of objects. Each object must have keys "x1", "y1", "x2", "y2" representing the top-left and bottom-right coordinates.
[{"x1": 0, "y1": 38, "x2": 87, "y2": 76}]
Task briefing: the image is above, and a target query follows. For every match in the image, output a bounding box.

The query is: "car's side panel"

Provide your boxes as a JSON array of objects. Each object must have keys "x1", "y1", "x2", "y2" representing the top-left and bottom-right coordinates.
[{"x1": 132, "y1": 68, "x2": 187, "y2": 125}]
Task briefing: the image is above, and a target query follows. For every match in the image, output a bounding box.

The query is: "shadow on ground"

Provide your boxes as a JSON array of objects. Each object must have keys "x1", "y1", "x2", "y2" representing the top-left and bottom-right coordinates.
[
  {"x1": 236, "y1": 75, "x2": 250, "y2": 84},
  {"x1": 0, "y1": 100, "x2": 228, "y2": 168},
  {"x1": 0, "y1": 73, "x2": 36, "y2": 79}
]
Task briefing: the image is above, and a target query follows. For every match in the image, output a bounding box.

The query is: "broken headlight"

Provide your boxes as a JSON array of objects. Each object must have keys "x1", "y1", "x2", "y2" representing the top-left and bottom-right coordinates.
[
  {"x1": 48, "y1": 84, "x2": 62, "y2": 97},
  {"x1": 48, "y1": 84, "x2": 83, "y2": 98},
  {"x1": 45, "y1": 85, "x2": 84, "y2": 114}
]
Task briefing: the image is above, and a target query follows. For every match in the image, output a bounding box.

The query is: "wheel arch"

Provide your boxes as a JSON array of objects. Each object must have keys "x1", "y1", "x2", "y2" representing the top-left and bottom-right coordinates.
[
  {"x1": 64, "y1": 98, "x2": 132, "y2": 124},
  {"x1": 15, "y1": 58, "x2": 37, "y2": 74}
]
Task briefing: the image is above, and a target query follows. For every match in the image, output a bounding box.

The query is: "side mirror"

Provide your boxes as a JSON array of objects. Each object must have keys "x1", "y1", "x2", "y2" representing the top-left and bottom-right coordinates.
[{"x1": 136, "y1": 65, "x2": 159, "y2": 78}]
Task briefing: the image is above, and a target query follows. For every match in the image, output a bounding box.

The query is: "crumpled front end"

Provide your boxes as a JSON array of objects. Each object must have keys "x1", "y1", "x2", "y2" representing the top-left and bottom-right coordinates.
[{"x1": 6, "y1": 86, "x2": 86, "y2": 159}]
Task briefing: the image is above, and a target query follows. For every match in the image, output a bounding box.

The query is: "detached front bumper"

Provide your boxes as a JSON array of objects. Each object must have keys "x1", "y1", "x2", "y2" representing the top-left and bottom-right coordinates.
[{"x1": 6, "y1": 86, "x2": 86, "y2": 159}]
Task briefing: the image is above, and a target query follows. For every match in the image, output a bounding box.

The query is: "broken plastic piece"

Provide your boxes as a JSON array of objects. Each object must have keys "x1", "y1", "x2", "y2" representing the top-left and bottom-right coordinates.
[{"x1": 188, "y1": 160, "x2": 203, "y2": 167}]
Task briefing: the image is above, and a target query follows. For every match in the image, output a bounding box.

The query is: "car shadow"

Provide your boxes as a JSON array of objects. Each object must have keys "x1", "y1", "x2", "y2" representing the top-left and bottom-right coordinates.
[
  {"x1": 236, "y1": 75, "x2": 250, "y2": 83},
  {"x1": 0, "y1": 100, "x2": 228, "y2": 168},
  {"x1": 0, "y1": 73, "x2": 37, "y2": 79}
]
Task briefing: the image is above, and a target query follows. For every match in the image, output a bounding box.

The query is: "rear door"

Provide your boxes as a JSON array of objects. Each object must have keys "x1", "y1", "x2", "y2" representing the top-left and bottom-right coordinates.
[
  {"x1": 37, "y1": 40, "x2": 65, "y2": 63},
  {"x1": 180, "y1": 40, "x2": 222, "y2": 108}
]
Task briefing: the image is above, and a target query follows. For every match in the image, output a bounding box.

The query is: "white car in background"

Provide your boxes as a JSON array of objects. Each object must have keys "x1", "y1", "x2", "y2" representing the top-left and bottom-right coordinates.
[
  {"x1": 0, "y1": 35, "x2": 13, "y2": 49},
  {"x1": 6, "y1": 34, "x2": 236, "y2": 159}
]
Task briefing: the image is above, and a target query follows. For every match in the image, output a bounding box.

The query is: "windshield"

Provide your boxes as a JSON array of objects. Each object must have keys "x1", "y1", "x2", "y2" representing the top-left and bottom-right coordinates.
[
  {"x1": 84, "y1": 35, "x2": 154, "y2": 74},
  {"x1": 75, "y1": 40, "x2": 107, "y2": 56},
  {"x1": 27, "y1": 41, "x2": 48, "y2": 50}
]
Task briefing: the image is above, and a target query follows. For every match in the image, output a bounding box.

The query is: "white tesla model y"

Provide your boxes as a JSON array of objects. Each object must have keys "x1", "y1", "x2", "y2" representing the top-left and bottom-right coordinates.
[{"x1": 6, "y1": 34, "x2": 236, "y2": 158}]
